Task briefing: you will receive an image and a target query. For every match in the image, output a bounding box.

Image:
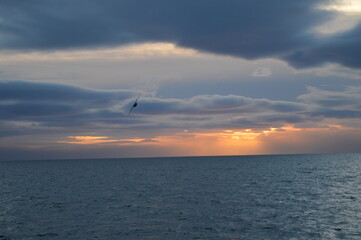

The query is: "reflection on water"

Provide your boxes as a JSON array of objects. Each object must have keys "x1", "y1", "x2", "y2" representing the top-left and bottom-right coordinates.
[{"x1": 0, "y1": 153, "x2": 361, "y2": 239}]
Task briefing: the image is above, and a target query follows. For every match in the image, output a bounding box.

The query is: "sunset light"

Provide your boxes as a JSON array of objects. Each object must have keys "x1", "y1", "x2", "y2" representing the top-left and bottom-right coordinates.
[
  {"x1": 0, "y1": 43, "x2": 199, "y2": 63},
  {"x1": 59, "y1": 136, "x2": 146, "y2": 145},
  {"x1": 320, "y1": 0, "x2": 361, "y2": 13},
  {"x1": 0, "y1": 0, "x2": 359, "y2": 163},
  {"x1": 315, "y1": 0, "x2": 361, "y2": 35},
  {"x1": 55, "y1": 127, "x2": 314, "y2": 157},
  {"x1": 1, "y1": 1, "x2": 361, "y2": 238}
]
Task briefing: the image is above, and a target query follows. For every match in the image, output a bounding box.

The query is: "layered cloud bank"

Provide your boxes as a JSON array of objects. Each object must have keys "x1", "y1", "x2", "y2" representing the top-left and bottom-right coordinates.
[
  {"x1": 1, "y1": 1, "x2": 361, "y2": 159},
  {"x1": 2, "y1": 81, "x2": 361, "y2": 123},
  {"x1": 1, "y1": 80, "x2": 360, "y2": 130},
  {"x1": 0, "y1": 0, "x2": 360, "y2": 69},
  {"x1": 1, "y1": 80, "x2": 361, "y2": 159}
]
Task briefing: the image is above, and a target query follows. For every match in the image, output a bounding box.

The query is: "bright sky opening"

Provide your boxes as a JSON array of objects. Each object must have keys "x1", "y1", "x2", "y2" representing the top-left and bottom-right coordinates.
[{"x1": 0, "y1": 1, "x2": 361, "y2": 160}]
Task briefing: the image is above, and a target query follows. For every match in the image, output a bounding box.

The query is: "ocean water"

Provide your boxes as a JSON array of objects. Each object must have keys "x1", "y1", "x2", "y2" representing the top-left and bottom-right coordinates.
[{"x1": 0, "y1": 153, "x2": 361, "y2": 239}]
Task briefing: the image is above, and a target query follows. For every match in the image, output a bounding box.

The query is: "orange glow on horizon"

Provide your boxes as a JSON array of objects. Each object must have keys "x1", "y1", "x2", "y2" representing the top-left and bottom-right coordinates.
[
  {"x1": 58, "y1": 136, "x2": 146, "y2": 145},
  {"x1": 150, "y1": 128, "x2": 280, "y2": 155},
  {"x1": 57, "y1": 125, "x2": 353, "y2": 156}
]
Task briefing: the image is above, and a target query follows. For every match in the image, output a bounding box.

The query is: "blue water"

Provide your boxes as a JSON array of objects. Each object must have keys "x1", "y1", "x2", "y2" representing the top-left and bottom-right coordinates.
[{"x1": 1, "y1": 153, "x2": 361, "y2": 239}]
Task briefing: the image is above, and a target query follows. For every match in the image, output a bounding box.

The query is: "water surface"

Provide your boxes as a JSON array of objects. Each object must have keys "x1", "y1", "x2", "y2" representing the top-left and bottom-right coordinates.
[{"x1": 1, "y1": 153, "x2": 361, "y2": 239}]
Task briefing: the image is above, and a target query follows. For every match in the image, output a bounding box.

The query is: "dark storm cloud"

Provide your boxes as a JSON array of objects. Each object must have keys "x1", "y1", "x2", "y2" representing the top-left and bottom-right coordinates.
[{"x1": 2, "y1": 0, "x2": 360, "y2": 69}]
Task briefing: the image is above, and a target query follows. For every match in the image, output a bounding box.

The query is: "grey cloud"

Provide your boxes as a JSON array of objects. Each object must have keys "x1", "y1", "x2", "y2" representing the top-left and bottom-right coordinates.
[
  {"x1": 260, "y1": 127, "x2": 361, "y2": 155},
  {"x1": 171, "y1": 116, "x2": 213, "y2": 121},
  {"x1": 229, "y1": 114, "x2": 307, "y2": 130},
  {"x1": 132, "y1": 98, "x2": 190, "y2": 115},
  {"x1": 0, "y1": 81, "x2": 134, "y2": 104},
  {"x1": 132, "y1": 95, "x2": 307, "y2": 115},
  {"x1": 0, "y1": 103, "x2": 74, "y2": 118},
  {"x1": 0, "y1": 81, "x2": 137, "y2": 124},
  {"x1": 310, "y1": 109, "x2": 361, "y2": 119},
  {"x1": 254, "y1": 114, "x2": 306, "y2": 124},
  {"x1": 298, "y1": 86, "x2": 361, "y2": 108},
  {"x1": 1, "y1": 81, "x2": 361, "y2": 138},
  {"x1": 229, "y1": 117, "x2": 286, "y2": 130},
  {"x1": 252, "y1": 68, "x2": 272, "y2": 78},
  {"x1": 269, "y1": 102, "x2": 307, "y2": 112},
  {"x1": 286, "y1": 24, "x2": 361, "y2": 69},
  {"x1": 298, "y1": 86, "x2": 361, "y2": 119},
  {"x1": 2, "y1": 0, "x2": 359, "y2": 69},
  {"x1": 191, "y1": 95, "x2": 251, "y2": 110}
]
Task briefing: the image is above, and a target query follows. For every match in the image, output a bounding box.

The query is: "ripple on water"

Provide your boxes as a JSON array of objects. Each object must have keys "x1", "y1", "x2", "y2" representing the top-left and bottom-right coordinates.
[{"x1": 0, "y1": 154, "x2": 360, "y2": 239}]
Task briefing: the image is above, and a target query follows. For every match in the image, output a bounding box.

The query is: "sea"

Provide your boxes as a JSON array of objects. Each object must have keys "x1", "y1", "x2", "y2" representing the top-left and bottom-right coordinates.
[{"x1": 1, "y1": 153, "x2": 361, "y2": 239}]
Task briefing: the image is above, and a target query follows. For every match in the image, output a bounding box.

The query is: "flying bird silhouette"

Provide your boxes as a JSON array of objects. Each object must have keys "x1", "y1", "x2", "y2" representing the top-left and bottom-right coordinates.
[{"x1": 129, "y1": 94, "x2": 141, "y2": 114}]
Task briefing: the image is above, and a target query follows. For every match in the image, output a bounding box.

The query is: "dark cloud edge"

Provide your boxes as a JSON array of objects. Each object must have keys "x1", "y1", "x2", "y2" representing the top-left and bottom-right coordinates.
[{"x1": 0, "y1": 0, "x2": 360, "y2": 69}]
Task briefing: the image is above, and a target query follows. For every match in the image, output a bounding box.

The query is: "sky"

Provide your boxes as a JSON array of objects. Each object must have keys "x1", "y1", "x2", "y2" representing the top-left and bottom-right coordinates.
[{"x1": 1, "y1": 0, "x2": 361, "y2": 160}]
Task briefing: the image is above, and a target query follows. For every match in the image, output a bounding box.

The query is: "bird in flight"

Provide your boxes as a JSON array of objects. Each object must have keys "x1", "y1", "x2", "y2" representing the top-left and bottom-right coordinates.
[{"x1": 129, "y1": 94, "x2": 141, "y2": 114}]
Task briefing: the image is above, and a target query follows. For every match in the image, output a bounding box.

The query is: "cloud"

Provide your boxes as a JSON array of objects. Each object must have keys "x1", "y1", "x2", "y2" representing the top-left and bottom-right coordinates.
[
  {"x1": 298, "y1": 86, "x2": 361, "y2": 108},
  {"x1": 0, "y1": 81, "x2": 137, "y2": 123},
  {"x1": 285, "y1": 24, "x2": 361, "y2": 69},
  {"x1": 0, "y1": 102, "x2": 75, "y2": 118},
  {"x1": 1, "y1": 80, "x2": 361, "y2": 141},
  {"x1": 259, "y1": 126, "x2": 361, "y2": 154},
  {"x1": 3, "y1": 125, "x2": 361, "y2": 160},
  {"x1": 297, "y1": 86, "x2": 361, "y2": 119},
  {"x1": 2, "y1": 1, "x2": 361, "y2": 69},
  {"x1": 311, "y1": 109, "x2": 361, "y2": 118},
  {"x1": 132, "y1": 95, "x2": 308, "y2": 116},
  {"x1": 252, "y1": 68, "x2": 273, "y2": 78},
  {"x1": 58, "y1": 136, "x2": 148, "y2": 145},
  {"x1": 0, "y1": 81, "x2": 134, "y2": 103},
  {"x1": 1, "y1": 80, "x2": 361, "y2": 159},
  {"x1": 253, "y1": 114, "x2": 306, "y2": 124}
]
